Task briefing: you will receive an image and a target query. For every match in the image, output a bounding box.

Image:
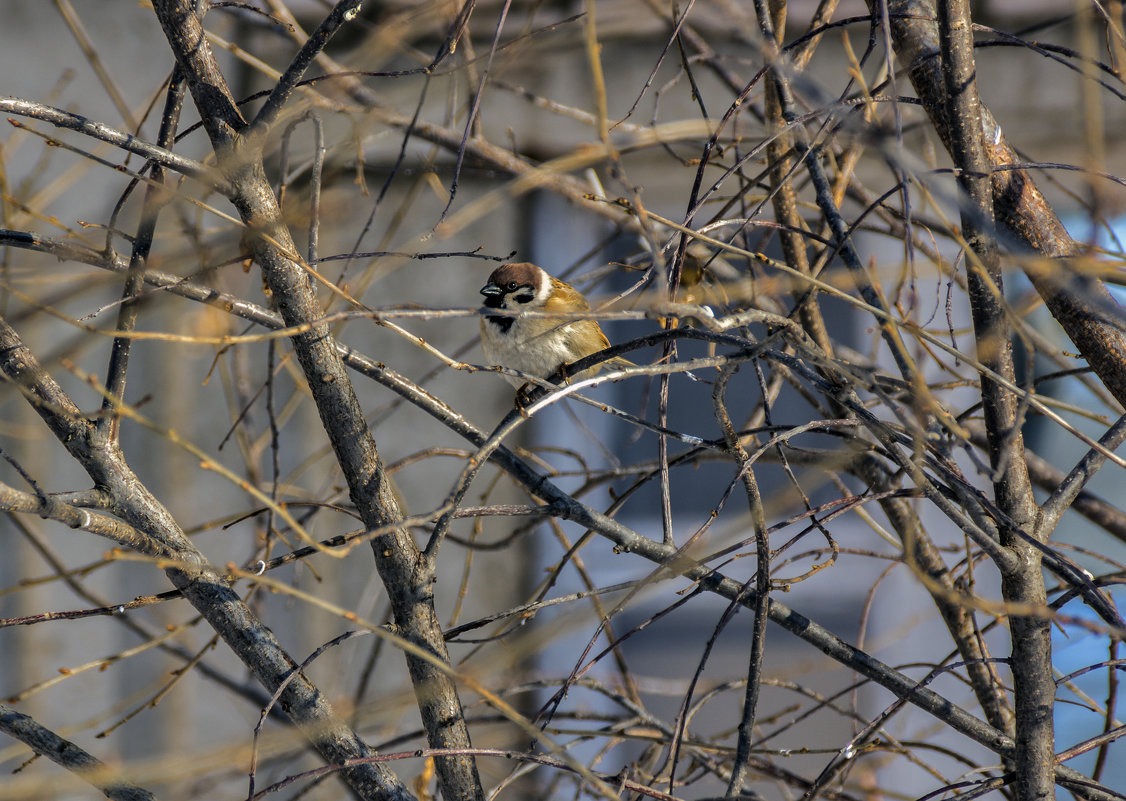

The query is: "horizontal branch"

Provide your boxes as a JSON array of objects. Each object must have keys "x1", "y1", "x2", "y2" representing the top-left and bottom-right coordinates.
[
  {"x1": 0, "y1": 97, "x2": 228, "y2": 193},
  {"x1": 0, "y1": 480, "x2": 171, "y2": 556}
]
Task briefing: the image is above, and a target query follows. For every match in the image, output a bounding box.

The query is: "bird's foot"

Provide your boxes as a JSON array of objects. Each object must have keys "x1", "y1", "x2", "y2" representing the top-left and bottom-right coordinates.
[{"x1": 514, "y1": 384, "x2": 533, "y2": 417}]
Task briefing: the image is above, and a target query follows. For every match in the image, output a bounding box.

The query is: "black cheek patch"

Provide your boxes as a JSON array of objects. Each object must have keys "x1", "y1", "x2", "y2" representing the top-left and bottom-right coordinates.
[{"x1": 513, "y1": 292, "x2": 535, "y2": 304}]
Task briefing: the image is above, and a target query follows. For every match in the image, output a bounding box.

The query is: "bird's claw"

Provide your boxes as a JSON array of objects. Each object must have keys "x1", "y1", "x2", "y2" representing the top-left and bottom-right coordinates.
[{"x1": 514, "y1": 384, "x2": 533, "y2": 417}]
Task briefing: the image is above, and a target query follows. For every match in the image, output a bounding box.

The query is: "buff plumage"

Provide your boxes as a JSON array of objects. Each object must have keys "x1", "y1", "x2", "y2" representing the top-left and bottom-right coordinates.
[{"x1": 479, "y1": 262, "x2": 631, "y2": 389}]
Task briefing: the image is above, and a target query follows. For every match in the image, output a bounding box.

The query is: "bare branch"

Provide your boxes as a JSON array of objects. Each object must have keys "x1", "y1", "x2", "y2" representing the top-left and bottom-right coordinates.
[
  {"x1": 0, "y1": 97, "x2": 227, "y2": 192},
  {"x1": 149, "y1": 2, "x2": 483, "y2": 797},
  {"x1": 0, "y1": 703, "x2": 157, "y2": 801}
]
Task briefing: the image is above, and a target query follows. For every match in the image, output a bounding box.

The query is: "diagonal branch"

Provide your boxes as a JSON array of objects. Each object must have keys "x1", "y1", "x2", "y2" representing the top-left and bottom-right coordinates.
[
  {"x1": 99, "y1": 68, "x2": 187, "y2": 441},
  {"x1": 1037, "y1": 412, "x2": 1126, "y2": 539},
  {"x1": 148, "y1": 2, "x2": 483, "y2": 799},
  {"x1": 247, "y1": 0, "x2": 363, "y2": 137},
  {"x1": 0, "y1": 702, "x2": 157, "y2": 801},
  {"x1": 0, "y1": 316, "x2": 414, "y2": 801},
  {"x1": 8, "y1": 239, "x2": 1118, "y2": 798},
  {"x1": 876, "y1": 0, "x2": 1126, "y2": 410}
]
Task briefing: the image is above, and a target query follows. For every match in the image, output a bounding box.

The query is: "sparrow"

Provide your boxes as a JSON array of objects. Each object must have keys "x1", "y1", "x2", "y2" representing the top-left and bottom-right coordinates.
[{"x1": 479, "y1": 262, "x2": 632, "y2": 390}]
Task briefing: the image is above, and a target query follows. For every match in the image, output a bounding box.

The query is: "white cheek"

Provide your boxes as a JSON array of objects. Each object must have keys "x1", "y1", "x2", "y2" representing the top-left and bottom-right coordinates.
[{"x1": 534, "y1": 278, "x2": 553, "y2": 306}]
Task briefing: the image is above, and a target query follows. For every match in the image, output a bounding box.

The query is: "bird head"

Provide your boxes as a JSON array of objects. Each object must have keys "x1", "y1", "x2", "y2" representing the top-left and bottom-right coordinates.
[{"x1": 480, "y1": 262, "x2": 551, "y2": 311}]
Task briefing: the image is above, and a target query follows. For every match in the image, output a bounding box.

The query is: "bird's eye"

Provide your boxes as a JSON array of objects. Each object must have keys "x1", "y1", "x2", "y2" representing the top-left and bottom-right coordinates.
[{"x1": 506, "y1": 281, "x2": 519, "y2": 291}]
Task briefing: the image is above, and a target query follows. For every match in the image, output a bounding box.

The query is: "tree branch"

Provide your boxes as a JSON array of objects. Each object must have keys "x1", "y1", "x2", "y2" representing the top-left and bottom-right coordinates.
[
  {"x1": 0, "y1": 702, "x2": 157, "y2": 801},
  {"x1": 99, "y1": 68, "x2": 187, "y2": 441},
  {"x1": 148, "y1": 2, "x2": 483, "y2": 798},
  {"x1": 938, "y1": 3, "x2": 1051, "y2": 798},
  {"x1": 0, "y1": 315, "x2": 414, "y2": 801},
  {"x1": 876, "y1": 0, "x2": 1126, "y2": 410},
  {"x1": 0, "y1": 97, "x2": 227, "y2": 193}
]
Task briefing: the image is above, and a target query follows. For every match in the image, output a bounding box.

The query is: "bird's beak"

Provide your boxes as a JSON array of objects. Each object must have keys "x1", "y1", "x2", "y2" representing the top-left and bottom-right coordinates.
[{"x1": 480, "y1": 283, "x2": 503, "y2": 297}]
